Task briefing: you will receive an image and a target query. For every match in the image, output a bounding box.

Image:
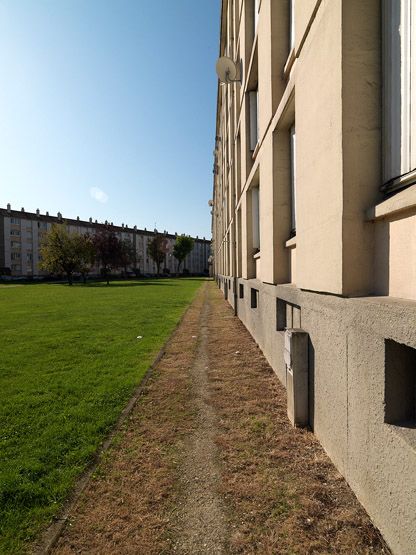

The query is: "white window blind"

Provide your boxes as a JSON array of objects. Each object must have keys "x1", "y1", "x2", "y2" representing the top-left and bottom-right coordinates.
[
  {"x1": 290, "y1": 125, "x2": 297, "y2": 233},
  {"x1": 290, "y1": 0, "x2": 295, "y2": 49},
  {"x1": 249, "y1": 90, "x2": 259, "y2": 151},
  {"x1": 252, "y1": 186, "x2": 260, "y2": 250},
  {"x1": 383, "y1": 0, "x2": 416, "y2": 186},
  {"x1": 254, "y1": 0, "x2": 259, "y2": 33}
]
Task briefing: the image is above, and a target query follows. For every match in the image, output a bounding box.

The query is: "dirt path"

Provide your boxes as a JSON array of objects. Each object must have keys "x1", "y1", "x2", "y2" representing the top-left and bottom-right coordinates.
[
  {"x1": 172, "y1": 286, "x2": 226, "y2": 554},
  {"x1": 50, "y1": 281, "x2": 388, "y2": 554}
]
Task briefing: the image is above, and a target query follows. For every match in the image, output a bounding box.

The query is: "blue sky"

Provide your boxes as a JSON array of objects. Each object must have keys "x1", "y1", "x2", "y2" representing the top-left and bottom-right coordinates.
[{"x1": 0, "y1": 0, "x2": 220, "y2": 238}]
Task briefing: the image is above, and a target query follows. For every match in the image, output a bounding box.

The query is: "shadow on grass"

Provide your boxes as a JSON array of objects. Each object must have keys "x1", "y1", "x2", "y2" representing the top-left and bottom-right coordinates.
[
  {"x1": 84, "y1": 281, "x2": 176, "y2": 288},
  {"x1": 0, "y1": 277, "x2": 210, "y2": 288},
  {"x1": 85, "y1": 278, "x2": 209, "y2": 288}
]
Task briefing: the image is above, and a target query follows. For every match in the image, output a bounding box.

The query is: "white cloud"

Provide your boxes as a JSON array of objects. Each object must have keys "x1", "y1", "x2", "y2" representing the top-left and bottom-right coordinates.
[{"x1": 90, "y1": 187, "x2": 109, "y2": 204}]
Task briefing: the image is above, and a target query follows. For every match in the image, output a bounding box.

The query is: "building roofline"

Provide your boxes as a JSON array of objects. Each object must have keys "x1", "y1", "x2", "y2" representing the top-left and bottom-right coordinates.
[{"x1": 0, "y1": 207, "x2": 210, "y2": 243}]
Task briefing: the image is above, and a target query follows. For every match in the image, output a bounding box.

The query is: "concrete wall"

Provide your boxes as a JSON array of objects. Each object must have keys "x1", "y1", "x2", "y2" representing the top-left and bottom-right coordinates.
[
  {"x1": 217, "y1": 275, "x2": 416, "y2": 555},
  {"x1": 375, "y1": 210, "x2": 416, "y2": 301},
  {"x1": 295, "y1": 0, "x2": 344, "y2": 294}
]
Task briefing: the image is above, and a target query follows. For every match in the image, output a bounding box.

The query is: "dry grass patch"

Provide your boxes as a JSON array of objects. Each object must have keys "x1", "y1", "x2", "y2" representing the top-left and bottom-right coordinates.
[{"x1": 207, "y1": 284, "x2": 388, "y2": 555}]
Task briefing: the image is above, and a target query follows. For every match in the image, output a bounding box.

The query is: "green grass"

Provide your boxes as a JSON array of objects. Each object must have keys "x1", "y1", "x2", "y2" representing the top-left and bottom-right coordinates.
[{"x1": 0, "y1": 278, "x2": 204, "y2": 553}]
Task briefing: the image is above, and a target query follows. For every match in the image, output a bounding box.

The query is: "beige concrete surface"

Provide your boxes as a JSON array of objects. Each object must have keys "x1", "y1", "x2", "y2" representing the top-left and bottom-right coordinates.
[{"x1": 212, "y1": 2, "x2": 416, "y2": 553}]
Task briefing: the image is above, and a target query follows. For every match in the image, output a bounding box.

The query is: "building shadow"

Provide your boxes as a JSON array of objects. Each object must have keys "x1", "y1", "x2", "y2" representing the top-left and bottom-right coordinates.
[{"x1": 308, "y1": 337, "x2": 315, "y2": 431}]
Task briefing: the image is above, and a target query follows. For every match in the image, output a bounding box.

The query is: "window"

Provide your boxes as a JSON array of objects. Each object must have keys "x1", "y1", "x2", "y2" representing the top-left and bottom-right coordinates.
[
  {"x1": 27, "y1": 253, "x2": 33, "y2": 262},
  {"x1": 239, "y1": 283, "x2": 244, "y2": 299},
  {"x1": 252, "y1": 186, "x2": 260, "y2": 251},
  {"x1": 249, "y1": 89, "x2": 259, "y2": 150},
  {"x1": 11, "y1": 252, "x2": 21, "y2": 260},
  {"x1": 11, "y1": 264, "x2": 21, "y2": 271},
  {"x1": 289, "y1": 0, "x2": 295, "y2": 50},
  {"x1": 236, "y1": 133, "x2": 242, "y2": 198},
  {"x1": 290, "y1": 125, "x2": 297, "y2": 235},
  {"x1": 254, "y1": 0, "x2": 259, "y2": 34},
  {"x1": 382, "y1": 0, "x2": 416, "y2": 190},
  {"x1": 10, "y1": 217, "x2": 20, "y2": 225},
  {"x1": 10, "y1": 230, "x2": 21, "y2": 236},
  {"x1": 10, "y1": 241, "x2": 21, "y2": 249}
]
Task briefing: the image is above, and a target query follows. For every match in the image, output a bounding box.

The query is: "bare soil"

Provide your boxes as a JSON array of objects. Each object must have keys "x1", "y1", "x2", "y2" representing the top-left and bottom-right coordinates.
[{"x1": 51, "y1": 281, "x2": 389, "y2": 555}]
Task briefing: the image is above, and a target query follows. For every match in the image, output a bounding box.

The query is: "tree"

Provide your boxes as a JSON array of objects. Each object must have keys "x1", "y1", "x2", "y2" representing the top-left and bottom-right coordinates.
[
  {"x1": 147, "y1": 234, "x2": 167, "y2": 275},
  {"x1": 74, "y1": 233, "x2": 96, "y2": 283},
  {"x1": 173, "y1": 235, "x2": 194, "y2": 274},
  {"x1": 119, "y1": 239, "x2": 137, "y2": 277},
  {"x1": 39, "y1": 224, "x2": 86, "y2": 285},
  {"x1": 92, "y1": 225, "x2": 123, "y2": 285}
]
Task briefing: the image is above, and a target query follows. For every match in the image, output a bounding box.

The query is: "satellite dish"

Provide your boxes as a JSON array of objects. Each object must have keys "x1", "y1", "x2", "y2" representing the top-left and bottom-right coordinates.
[{"x1": 216, "y1": 56, "x2": 240, "y2": 84}]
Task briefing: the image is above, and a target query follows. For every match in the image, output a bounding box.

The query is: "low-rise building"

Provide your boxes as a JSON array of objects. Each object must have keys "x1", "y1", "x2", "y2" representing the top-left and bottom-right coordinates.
[
  {"x1": 212, "y1": 1, "x2": 416, "y2": 553},
  {"x1": 0, "y1": 204, "x2": 210, "y2": 277}
]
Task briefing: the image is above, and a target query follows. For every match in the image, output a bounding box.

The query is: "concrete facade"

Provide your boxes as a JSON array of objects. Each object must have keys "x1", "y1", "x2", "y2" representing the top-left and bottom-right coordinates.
[
  {"x1": 0, "y1": 205, "x2": 210, "y2": 278},
  {"x1": 212, "y1": 2, "x2": 416, "y2": 554}
]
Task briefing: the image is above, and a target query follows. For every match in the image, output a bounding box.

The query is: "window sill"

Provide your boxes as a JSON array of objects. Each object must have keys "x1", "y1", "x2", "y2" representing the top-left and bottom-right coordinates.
[
  {"x1": 252, "y1": 141, "x2": 261, "y2": 159},
  {"x1": 367, "y1": 184, "x2": 416, "y2": 221},
  {"x1": 285, "y1": 236, "x2": 297, "y2": 249},
  {"x1": 283, "y1": 47, "x2": 296, "y2": 80},
  {"x1": 381, "y1": 168, "x2": 416, "y2": 194}
]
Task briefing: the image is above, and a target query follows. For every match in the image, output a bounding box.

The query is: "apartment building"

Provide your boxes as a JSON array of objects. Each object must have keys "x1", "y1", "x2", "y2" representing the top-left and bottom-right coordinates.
[
  {"x1": 0, "y1": 204, "x2": 210, "y2": 277},
  {"x1": 212, "y1": 1, "x2": 416, "y2": 553}
]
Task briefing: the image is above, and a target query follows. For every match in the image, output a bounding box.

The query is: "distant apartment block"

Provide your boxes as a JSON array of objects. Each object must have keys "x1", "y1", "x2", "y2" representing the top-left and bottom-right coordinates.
[
  {"x1": 212, "y1": 1, "x2": 416, "y2": 554},
  {"x1": 0, "y1": 204, "x2": 210, "y2": 277}
]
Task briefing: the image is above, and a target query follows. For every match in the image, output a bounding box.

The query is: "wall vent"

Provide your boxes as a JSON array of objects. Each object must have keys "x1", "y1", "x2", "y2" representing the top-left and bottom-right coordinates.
[
  {"x1": 285, "y1": 329, "x2": 309, "y2": 427},
  {"x1": 251, "y1": 288, "x2": 258, "y2": 308},
  {"x1": 276, "y1": 298, "x2": 287, "y2": 330},
  {"x1": 385, "y1": 339, "x2": 416, "y2": 427}
]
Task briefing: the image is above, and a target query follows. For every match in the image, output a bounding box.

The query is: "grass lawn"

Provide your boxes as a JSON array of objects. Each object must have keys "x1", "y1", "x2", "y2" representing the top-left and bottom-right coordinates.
[{"x1": 0, "y1": 278, "x2": 204, "y2": 553}]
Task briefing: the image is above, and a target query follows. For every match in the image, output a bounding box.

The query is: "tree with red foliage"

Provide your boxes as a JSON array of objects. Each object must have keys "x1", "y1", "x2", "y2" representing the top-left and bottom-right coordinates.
[{"x1": 92, "y1": 225, "x2": 123, "y2": 285}]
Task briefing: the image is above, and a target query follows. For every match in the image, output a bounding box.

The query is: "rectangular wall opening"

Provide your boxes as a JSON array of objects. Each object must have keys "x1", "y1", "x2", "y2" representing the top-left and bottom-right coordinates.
[
  {"x1": 276, "y1": 298, "x2": 287, "y2": 330},
  {"x1": 385, "y1": 339, "x2": 416, "y2": 427},
  {"x1": 251, "y1": 288, "x2": 258, "y2": 308},
  {"x1": 239, "y1": 283, "x2": 244, "y2": 299},
  {"x1": 276, "y1": 298, "x2": 301, "y2": 331}
]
